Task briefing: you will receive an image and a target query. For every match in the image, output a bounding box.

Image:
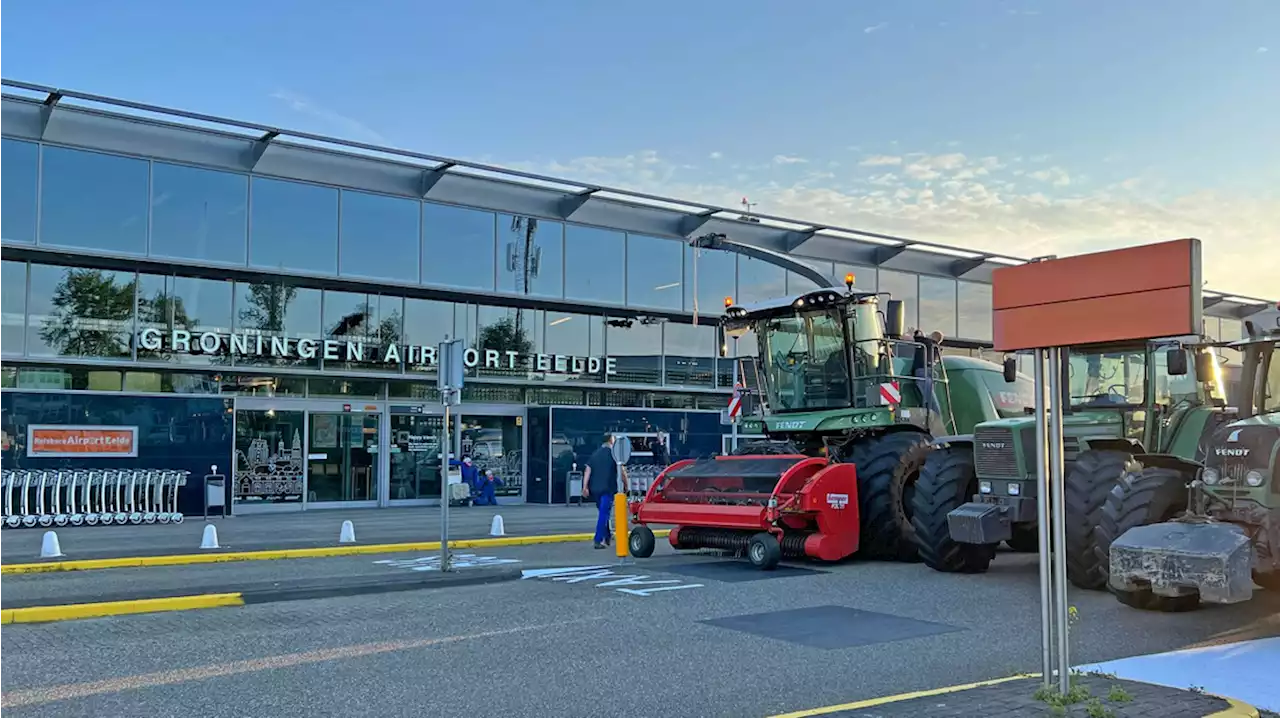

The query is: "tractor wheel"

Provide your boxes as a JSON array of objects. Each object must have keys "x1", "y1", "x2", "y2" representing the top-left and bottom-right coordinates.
[
  {"x1": 1095, "y1": 466, "x2": 1192, "y2": 606},
  {"x1": 1064, "y1": 450, "x2": 1135, "y2": 590},
  {"x1": 911, "y1": 445, "x2": 996, "y2": 573},
  {"x1": 747, "y1": 532, "x2": 781, "y2": 571},
  {"x1": 1006, "y1": 524, "x2": 1039, "y2": 553},
  {"x1": 850, "y1": 431, "x2": 932, "y2": 562},
  {"x1": 629, "y1": 526, "x2": 656, "y2": 558}
]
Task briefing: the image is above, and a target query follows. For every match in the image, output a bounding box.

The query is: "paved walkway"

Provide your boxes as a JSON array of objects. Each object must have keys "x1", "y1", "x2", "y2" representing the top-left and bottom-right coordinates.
[
  {"x1": 782, "y1": 675, "x2": 1252, "y2": 717},
  {"x1": 0, "y1": 503, "x2": 604, "y2": 562}
]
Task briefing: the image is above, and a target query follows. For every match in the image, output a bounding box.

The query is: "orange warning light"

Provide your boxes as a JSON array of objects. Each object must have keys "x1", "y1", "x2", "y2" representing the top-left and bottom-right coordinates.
[
  {"x1": 724, "y1": 296, "x2": 734, "y2": 308},
  {"x1": 844, "y1": 273, "x2": 855, "y2": 288}
]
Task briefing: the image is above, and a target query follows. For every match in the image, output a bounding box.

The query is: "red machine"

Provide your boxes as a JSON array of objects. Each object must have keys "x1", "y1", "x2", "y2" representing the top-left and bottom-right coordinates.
[{"x1": 627, "y1": 455, "x2": 860, "y2": 570}]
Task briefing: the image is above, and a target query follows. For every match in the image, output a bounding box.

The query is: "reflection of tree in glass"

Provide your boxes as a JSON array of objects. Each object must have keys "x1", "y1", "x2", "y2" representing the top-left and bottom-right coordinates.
[
  {"x1": 40, "y1": 269, "x2": 138, "y2": 358},
  {"x1": 238, "y1": 283, "x2": 297, "y2": 332},
  {"x1": 137, "y1": 286, "x2": 195, "y2": 360},
  {"x1": 327, "y1": 301, "x2": 403, "y2": 345},
  {"x1": 477, "y1": 317, "x2": 532, "y2": 356}
]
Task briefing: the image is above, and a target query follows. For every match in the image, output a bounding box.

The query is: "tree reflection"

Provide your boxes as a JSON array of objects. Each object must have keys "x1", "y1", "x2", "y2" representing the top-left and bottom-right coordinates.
[
  {"x1": 39, "y1": 269, "x2": 137, "y2": 358},
  {"x1": 238, "y1": 283, "x2": 297, "y2": 332},
  {"x1": 477, "y1": 316, "x2": 532, "y2": 356}
]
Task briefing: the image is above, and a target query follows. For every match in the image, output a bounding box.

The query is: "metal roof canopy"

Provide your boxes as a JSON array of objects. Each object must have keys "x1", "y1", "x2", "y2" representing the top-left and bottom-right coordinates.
[{"x1": 0, "y1": 78, "x2": 1272, "y2": 319}]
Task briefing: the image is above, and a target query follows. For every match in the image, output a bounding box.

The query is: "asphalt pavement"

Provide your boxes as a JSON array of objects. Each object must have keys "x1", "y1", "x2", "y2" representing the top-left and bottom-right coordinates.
[
  {"x1": 4, "y1": 543, "x2": 1278, "y2": 717},
  {"x1": 0, "y1": 503, "x2": 600, "y2": 562}
]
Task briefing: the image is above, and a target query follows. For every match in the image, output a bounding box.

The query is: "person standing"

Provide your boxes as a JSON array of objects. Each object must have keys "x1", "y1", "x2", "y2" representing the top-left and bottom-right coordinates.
[{"x1": 582, "y1": 434, "x2": 627, "y2": 549}]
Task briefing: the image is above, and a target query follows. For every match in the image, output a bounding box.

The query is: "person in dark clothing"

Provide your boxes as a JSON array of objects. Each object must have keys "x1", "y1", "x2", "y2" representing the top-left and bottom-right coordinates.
[
  {"x1": 582, "y1": 434, "x2": 627, "y2": 549},
  {"x1": 910, "y1": 330, "x2": 943, "y2": 411}
]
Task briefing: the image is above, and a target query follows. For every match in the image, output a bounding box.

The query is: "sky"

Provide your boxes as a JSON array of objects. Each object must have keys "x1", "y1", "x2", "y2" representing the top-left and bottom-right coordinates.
[{"x1": 3, "y1": 0, "x2": 1277, "y2": 298}]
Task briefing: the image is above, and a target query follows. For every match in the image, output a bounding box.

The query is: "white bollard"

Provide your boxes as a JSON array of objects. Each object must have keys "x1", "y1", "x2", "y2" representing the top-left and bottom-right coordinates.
[
  {"x1": 200, "y1": 523, "x2": 220, "y2": 550},
  {"x1": 40, "y1": 530, "x2": 65, "y2": 558},
  {"x1": 489, "y1": 514, "x2": 506, "y2": 537},
  {"x1": 339, "y1": 520, "x2": 356, "y2": 544}
]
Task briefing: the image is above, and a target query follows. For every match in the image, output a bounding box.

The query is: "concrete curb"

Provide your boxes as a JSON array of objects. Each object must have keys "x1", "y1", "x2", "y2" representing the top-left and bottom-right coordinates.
[
  {"x1": 0, "y1": 529, "x2": 671, "y2": 575},
  {"x1": 766, "y1": 673, "x2": 1261, "y2": 718},
  {"x1": 0, "y1": 569, "x2": 522, "y2": 624}
]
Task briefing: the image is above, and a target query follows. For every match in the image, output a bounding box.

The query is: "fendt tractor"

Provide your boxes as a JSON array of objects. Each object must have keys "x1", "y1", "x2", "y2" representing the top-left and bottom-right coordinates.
[
  {"x1": 911, "y1": 337, "x2": 1236, "y2": 577},
  {"x1": 1104, "y1": 306, "x2": 1280, "y2": 611},
  {"x1": 626, "y1": 233, "x2": 1043, "y2": 568}
]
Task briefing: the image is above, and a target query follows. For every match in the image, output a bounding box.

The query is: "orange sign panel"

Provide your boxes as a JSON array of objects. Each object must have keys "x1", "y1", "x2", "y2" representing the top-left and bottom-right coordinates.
[
  {"x1": 27, "y1": 425, "x2": 138, "y2": 458},
  {"x1": 992, "y1": 238, "x2": 1202, "y2": 351}
]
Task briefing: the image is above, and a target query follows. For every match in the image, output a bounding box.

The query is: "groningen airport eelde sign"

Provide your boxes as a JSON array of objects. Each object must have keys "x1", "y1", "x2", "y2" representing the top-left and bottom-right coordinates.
[{"x1": 136, "y1": 328, "x2": 620, "y2": 376}]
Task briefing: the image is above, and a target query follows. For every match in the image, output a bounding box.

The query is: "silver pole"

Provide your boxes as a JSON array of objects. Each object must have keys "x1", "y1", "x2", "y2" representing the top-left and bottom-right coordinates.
[
  {"x1": 440, "y1": 401, "x2": 452, "y2": 572},
  {"x1": 1033, "y1": 349, "x2": 1053, "y2": 688},
  {"x1": 1048, "y1": 347, "x2": 1070, "y2": 692},
  {"x1": 730, "y1": 336, "x2": 740, "y2": 451}
]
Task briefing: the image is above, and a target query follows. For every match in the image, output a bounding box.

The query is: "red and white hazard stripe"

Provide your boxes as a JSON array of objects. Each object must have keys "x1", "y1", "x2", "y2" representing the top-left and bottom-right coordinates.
[
  {"x1": 728, "y1": 383, "x2": 744, "y2": 418},
  {"x1": 879, "y1": 381, "x2": 901, "y2": 406}
]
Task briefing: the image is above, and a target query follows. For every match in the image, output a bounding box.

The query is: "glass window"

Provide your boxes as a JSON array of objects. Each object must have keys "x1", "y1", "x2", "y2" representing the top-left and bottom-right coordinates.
[
  {"x1": 759, "y1": 310, "x2": 850, "y2": 410},
  {"x1": 403, "y1": 298, "x2": 455, "y2": 373},
  {"x1": 234, "y1": 408, "x2": 305, "y2": 507},
  {"x1": 957, "y1": 281, "x2": 993, "y2": 341},
  {"x1": 919, "y1": 275, "x2": 958, "y2": 338},
  {"x1": 2, "y1": 139, "x2": 39, "y2": 244},
  {"x1": 40, "y1": 147, "x2": 149, "y2": 255},
  {"x1": 339, "y1": 190, "x2": 420, "y2": 283},
  {"x1": 834, "y1": 263, "x2": 877, "y2": 293},
  {"x1": 390, "y1": 414, "x2": 444, "y2": 500},
  {"x1": 684, "y1": 245, "x2": 736, "y2": 316},
  {"x1": 234, "y1": 280, "x2": 322, "y2": 368},
  {"x1": 626, "y1": 234, "x2": 683, "y2": 310},
  {"x1": 27, "y1": 264, "x2": 137, "y2": 359},
  {"x1": 878, "y1": 270, "x2": 919, "y2": 333},
  {"x1": 322, "y1": 290, "x2": 402, "y2": 372},
  {"x1": 422, "y1": 203, "x2": 495, "y2": 291},
  {"x1": 499, "y1": 214, "x2": 563, "y2": 298},
  {"x1": 1068, "y1": 349, "x2": 1145, "y2": 407},
  {"x1": 477, "y1": 305, "x2": 539, "y2": 380},
  {"x1": 249, "y1": 177, "x2": 339, "y2": 275},
  {"x1": 564, "y1": 224, "x2": 625, "y2": 304},
  {"x1": 150, "y1": 162, "x2": 248, "y2": 265},
  {"x1": 605, "y1": 317, "x2": 662, "y2": 385},
  {"x1": 663, "y1": 322, "x2": 716, "y2": 387},
  {"x1": 2, "y1": 261, "x2": 26, "y2": 355},
  {"x1": 737, "y1": 256, "x2": 787, "y2": 304},
  {"x1": 545, "y1": 312, "x2": 605, "y2": 383},
  {"x1": 135, "y1": 274, "x2": 235, "y2": 366}
]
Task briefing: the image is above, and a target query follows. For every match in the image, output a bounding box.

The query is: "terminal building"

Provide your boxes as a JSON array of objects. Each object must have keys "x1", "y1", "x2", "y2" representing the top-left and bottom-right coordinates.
[{"x1": 0, "y1": 79, "x2": 1272, "y2": 513}]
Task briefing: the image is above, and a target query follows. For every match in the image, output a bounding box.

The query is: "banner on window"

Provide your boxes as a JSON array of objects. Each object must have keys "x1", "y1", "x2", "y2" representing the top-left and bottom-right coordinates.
[{"x1": 27, "y1": 425, "x2": 139, "y2": 458}]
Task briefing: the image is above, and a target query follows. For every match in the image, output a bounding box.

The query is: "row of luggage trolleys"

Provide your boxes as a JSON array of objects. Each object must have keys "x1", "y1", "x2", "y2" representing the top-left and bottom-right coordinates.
[{"x1": 2, "y1": 469, "x2": 189, "y2": 529}]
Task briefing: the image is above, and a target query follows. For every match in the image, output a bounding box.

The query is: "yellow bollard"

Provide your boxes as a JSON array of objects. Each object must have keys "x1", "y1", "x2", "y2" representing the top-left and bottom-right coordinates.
[{"x1": 614, "y1": 492, "x2": 629, "y2": 559}]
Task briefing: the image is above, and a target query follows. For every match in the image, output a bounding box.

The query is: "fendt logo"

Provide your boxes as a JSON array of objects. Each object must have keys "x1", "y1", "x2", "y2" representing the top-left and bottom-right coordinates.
[
  {"x1": 1215, "y1": 448, "x2": 1250, "y2": 457},
  {"x1": 981, "y1": 442, "x2": 1008, "y2": 450}
]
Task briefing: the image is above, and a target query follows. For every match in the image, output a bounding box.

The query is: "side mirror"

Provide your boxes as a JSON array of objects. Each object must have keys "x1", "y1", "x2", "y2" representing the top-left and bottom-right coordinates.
[
  {"x1": 884, "y1": 300, "x2": 905, "y2": 339},
  {"x1": 1194, "y1": 351, "x2": 1215, "y2": 379},
  {"x1": 1166, "y1": 349, "x2": 1188, "y2": 376},
  {"x1": 1003, "y1": 356, "x2": 1018, "y2": 383}
]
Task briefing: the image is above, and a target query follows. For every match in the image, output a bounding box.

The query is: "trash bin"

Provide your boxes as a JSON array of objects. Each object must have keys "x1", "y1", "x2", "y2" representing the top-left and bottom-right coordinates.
[
  {"x1": 204, "y1": 468, "x2": 228, "y2": 519},
  {"x1": 566, "y1": 469, "x2": 584, "y2": 506}
]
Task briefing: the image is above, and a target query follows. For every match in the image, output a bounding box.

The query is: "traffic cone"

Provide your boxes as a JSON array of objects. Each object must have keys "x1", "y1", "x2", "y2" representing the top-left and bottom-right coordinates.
[
  {"x1": 490, "y1": 515, "x2": 506, "y2": 537},
  {"x1": 200, "y1": 523, "x2": 220, "y2": 549},
  {"x1": 339, "y1": 520, "x2": 356, "y2": 543},
  {"x1": 40, "y1": 531, "x2": 64, "y2": 558}
]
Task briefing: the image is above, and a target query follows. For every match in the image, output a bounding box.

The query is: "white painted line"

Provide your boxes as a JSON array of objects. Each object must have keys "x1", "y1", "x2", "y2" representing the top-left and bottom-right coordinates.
[{"x1": 520, "y1": 565, "x2": 704, "y2": 597}]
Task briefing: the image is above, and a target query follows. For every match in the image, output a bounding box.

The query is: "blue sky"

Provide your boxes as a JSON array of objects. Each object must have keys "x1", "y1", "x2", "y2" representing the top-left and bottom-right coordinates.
[{"x1": 3, "y1": 1, "x2": 1277, "y2": 296}]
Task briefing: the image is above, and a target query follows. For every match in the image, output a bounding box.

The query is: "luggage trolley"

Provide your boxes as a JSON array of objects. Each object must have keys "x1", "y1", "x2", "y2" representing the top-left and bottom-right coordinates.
[
  {"x1": 51, "y1": 469, "x2": 71, "y2": 527},
  {"x1": 109, "y1": 469, "x2": 129, "y2": 525},
  {"x1": 125, "y1": 469, "x2": 144, "y2": 524},
  {"x1": 35, "y1": 470, "x2": 55, "y2": 527},
  {"x1": 68, "y1": 470, "x2": 89, "y2": 526},
  {"x1": 83, "y1": 470, "x2": 104, "y2": 525},
  {"x1": 2, "y1": 470, "x2": 19, "y2": 528}
]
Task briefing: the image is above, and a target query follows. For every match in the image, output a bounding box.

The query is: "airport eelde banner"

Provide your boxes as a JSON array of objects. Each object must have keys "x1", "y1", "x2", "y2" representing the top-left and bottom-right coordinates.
[{"x1": 26, "y1": 425, "x2": 140, "y2": 458}]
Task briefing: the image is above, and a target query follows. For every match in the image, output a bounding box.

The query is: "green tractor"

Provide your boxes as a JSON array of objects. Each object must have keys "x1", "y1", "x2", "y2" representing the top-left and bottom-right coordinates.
[
  {"x1": 910, "y1": 337, "x2": 1235, "y2": 576},
  {"x1": 721, "y1": 283, "x2": 1042, "y2": 562},
  {"x1": 1104, "y1": 310, "x2": 1280, "y2": 610}
]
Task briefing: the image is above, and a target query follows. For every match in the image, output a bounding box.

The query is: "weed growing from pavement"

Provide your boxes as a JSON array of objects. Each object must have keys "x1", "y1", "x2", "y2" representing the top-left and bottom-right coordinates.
[{"x1": 1106, "y1": 685, "x2": 1132, "y2": 703}]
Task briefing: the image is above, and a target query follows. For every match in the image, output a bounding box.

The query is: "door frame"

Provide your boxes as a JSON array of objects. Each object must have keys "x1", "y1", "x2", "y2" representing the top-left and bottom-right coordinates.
[
  {"x1": 234, "y1": 396, "x2": 388, "y2": 512},
  {"x1": 387, "y1": 402, "x2": 448, "y2": 507}
]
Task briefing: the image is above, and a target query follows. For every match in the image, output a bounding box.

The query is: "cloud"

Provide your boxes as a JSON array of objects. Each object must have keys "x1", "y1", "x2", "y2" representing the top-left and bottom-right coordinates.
[
  {"x1": 708, "y1": 151, "x2": 723, "y2": 160},
  {"x1": 773, "y1": 154, "x2": 808, "y2": 165},
  {"x1": 507, "y1": 149, "x2": 1278, "y2": 299},
  {"x1": 1259, "y1": 47, "x2": 1269, "y2": 54},
  {"x1": 859, "y1": 154, "x2": 903, "y2": 167},
  {"x1": 864, "y1": 22, "x2": 888, "y2": 34},
  {"x1": 269, "y1": 90, "x2": 387, "y2": 144}
]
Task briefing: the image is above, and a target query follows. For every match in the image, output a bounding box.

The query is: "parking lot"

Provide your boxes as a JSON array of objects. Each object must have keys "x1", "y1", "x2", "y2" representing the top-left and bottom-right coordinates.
[{"x1": 4, "y1": 540, "x2": 1277, "y2": 717}]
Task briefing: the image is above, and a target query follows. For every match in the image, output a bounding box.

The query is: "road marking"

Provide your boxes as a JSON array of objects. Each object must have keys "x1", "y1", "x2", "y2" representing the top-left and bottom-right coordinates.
[
  {"x1": 374, "y1": 553, "x2": 521, "y2": 571},
  {"x1": 1, "y1": 593, "x2": 245, "y2": 626},
  {"x1": 767, "y1": 674, "x2": 1037, "y2": 717},
  {"x1": 521, "y1": 565, "x2": 703, "y2": 597},
  {"x1": 1, "y1": 620, "x2": 594, "y2": 709}
]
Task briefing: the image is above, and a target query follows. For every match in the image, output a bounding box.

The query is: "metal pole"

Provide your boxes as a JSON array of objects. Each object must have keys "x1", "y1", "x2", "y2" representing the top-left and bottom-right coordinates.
[
  {"x1": 1033, "y1": 349, "x2": 1053, "y2": 688},
  {"x1": 440, "y1": 401, "x2": 452, "y2": 572},
  {"x1": 731, "y1": 336, "x2": 740, "y2": 451},
  {"x1": 1048, "y1": 347, "x2": 1070, "y2": 692}
]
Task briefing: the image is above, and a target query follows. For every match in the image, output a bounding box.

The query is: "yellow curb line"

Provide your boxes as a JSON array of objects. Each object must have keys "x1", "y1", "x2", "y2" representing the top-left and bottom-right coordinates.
[
  {"x1": 767, "y1": 673, "x2": 1261, "y2": 718},
  {"x1": 1, "y1": 593, "x2": 245, "y2": 625},
  {"x1": 1, "y1": 530, "x2": 671, "y2": 575}
]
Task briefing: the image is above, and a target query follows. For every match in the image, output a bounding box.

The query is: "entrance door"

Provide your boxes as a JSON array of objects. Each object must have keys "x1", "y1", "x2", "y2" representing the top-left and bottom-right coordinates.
[
  {"x1": 458, "y1": 411, "x2": 525, "y2": 500},
  {"x1": 388, "y1": 412, "x2": 445, "y2": 502},
  {"x1": 307, "y1": 411, "x2": 381, "y2": 505}
]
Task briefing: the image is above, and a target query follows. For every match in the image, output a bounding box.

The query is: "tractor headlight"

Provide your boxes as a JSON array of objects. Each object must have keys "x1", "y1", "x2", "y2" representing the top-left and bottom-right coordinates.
[
  {"x1": 1245, "y1": 470, "x2": 1265, "y2": 487},
  {"x1": 1007, "y1": 483, "x2": 1020, "y2": 496},
  {"x1": 979, "y1": 481, "x2": 992, "y2": 495},
  {"x1": 1201, "y1": 468, "x2": 1220, "y2": 485}
]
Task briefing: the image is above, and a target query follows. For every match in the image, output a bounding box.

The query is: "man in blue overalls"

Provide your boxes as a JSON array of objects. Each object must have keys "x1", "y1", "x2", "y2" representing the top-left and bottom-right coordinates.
[
  {"x1": 474, "y1": 470, "x2": 503, "y2": 506},
  {"x1": 582, "y1": 434, "x2": 626, "y2": 549}
]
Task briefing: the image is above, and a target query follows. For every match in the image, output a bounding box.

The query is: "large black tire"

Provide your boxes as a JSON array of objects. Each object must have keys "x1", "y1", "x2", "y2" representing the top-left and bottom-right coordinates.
[
  {"x1": 1064, "y1": 450, "x2": 1136, "y2": 590},
  {"x1": 747, "y1": 532, "x2": 781, "y2": 570},
  {"x1": 850, "y1": 431, "x2": 932, "y2": 562},
  {"x1": 911, "y1": 446, "x2": 996, "y2": 573},
  {"x1": 1097, "y1": 466, "x2": 1194, "y2": 611}
]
